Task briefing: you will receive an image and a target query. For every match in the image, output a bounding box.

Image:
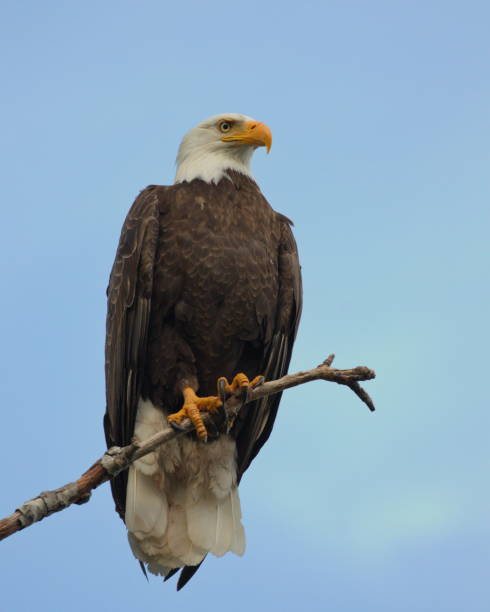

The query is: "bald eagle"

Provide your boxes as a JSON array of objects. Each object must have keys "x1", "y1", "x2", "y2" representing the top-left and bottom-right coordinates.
[{"x1": 104, "y1": 114, "x2": 302, "y2": 589}]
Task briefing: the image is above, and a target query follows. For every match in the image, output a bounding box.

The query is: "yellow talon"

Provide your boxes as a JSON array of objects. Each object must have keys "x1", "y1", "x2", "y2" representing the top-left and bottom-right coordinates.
[
  {"x1": 167, "y1": 387, "x2": 222, "y2": 442},
  {"x1": 168, "y1": 375, "x2": 265, "y2": 440},
  {"x1": 218, "y1": 373, "x2": 265, "y2": 395}
]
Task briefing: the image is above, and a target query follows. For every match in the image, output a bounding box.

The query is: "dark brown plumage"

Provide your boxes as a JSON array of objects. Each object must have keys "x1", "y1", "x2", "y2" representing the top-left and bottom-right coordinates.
[{"x1": 104, "y1": 170, "x2": 302, "y2": 587}]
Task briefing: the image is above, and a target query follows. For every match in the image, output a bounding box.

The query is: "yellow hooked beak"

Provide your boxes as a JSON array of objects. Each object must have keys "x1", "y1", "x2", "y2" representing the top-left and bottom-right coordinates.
[{"x1": 221, "y1": 120, "x2": 272, "y2": 153}]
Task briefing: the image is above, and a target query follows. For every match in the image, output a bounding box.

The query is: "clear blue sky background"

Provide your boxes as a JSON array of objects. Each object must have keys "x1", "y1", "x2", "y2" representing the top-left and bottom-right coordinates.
[{"x1": 1, "y1": 1, "x2": 489, "y2": 610}]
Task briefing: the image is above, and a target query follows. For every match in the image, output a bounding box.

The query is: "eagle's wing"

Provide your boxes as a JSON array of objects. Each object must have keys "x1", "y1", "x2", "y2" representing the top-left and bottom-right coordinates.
[
  {"x1": 103, "y1": 186, "x2": 161, "y2": 519},
  {"x1": 236, "y1": 214, "x2": 302, "y2": 479}
]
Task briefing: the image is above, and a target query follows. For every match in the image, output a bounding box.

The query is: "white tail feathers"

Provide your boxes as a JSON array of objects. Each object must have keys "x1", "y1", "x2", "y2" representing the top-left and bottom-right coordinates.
[
  {"x1": 126, "y1": 467, "x2": 168, "y2": 540},
  {"x1": 125, "y1": 399, "x2": 246, "y2": 576},
  {"x1": 185, "y1": 487, "x2": 245, "y2": 557}
]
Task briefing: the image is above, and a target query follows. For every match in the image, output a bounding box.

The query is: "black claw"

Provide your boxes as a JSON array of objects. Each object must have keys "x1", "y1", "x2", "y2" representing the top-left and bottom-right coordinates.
[
  {"x1": 217, "y1": 378, "x2": 229, "y2": 431},
  {"x1": 218, "y1": 378, "x2": 227, "y2": 404},
  {"x1": 240, "y1": 384, "x2": 250, "y2": 406}
]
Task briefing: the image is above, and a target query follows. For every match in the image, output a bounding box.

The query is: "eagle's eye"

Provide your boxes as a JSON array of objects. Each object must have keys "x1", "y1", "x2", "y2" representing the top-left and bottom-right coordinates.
[{"x1": 219, "y1": 121, "x2": 233, "y2": 133}]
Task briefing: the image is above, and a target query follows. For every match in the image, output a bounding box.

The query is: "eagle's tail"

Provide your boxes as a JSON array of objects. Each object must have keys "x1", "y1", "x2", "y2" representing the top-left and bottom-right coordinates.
[{"x1": 125, "y1": 399, "x2": 245, "y2": 577}]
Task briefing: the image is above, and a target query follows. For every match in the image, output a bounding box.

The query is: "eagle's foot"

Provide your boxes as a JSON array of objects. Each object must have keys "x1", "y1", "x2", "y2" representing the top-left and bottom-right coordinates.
[
  {"x1": 217, "y1": 373, "x2": 265, "y2": 432},
  {"x1": 218, "y1": 373, "x2": 265, "y2": 395},
  {"x1": 167, "y1": 387, "x2": 223, "y2": 442}
]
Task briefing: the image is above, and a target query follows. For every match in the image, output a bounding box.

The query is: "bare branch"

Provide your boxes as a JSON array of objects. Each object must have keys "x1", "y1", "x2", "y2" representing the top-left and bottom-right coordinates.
[{"x1": 0, "y1": 355, "x2": 375, "y2": 542}]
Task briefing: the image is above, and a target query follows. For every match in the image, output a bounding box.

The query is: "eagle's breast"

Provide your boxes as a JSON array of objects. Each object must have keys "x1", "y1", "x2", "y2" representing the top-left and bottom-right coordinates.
[{"x1": 145, "y1": 173, "x2": 281, "y2": 403}]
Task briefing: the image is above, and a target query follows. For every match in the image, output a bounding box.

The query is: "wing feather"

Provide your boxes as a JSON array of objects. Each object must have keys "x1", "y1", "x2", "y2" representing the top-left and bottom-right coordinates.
[
  {"x1": 104, "y1": 186, "x2": 162, "y2": 519},
  {"x1": 235, "y1": 217, "x2": 302, "y2": 479}
]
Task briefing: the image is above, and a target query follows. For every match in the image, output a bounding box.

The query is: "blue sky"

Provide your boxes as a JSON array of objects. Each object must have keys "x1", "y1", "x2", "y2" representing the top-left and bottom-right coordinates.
[{"x1": 1, "y1": 1, "x2": 489, "y2": 610}]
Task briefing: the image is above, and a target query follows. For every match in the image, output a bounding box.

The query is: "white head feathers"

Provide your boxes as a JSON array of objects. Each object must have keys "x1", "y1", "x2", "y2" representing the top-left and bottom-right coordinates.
[{"x1": 174, "y1": 113, "x2": 271, "y2": 184}]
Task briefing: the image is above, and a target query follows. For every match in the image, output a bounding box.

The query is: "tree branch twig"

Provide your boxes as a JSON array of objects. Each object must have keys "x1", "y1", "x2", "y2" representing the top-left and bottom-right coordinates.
[{"x1": 0, "y1": 354, "x2": 375, "y2": 542}]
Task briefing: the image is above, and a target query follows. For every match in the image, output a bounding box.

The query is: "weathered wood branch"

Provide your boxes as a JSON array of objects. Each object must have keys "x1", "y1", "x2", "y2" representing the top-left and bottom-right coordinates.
[{"x1": 0, "y1": 354, "x2": 375, "y2": 542}]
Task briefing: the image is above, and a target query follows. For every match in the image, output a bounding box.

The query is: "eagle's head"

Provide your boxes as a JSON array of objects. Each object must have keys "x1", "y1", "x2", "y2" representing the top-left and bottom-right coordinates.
[{"x1": 174, "y1": 113, "x2": 272, "y2": 184}]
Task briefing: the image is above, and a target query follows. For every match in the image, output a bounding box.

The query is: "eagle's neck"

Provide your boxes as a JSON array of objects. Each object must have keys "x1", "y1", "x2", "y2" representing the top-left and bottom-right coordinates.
[{"x1": 174, "y1": 145, "x2": 254, "y2": 185}]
